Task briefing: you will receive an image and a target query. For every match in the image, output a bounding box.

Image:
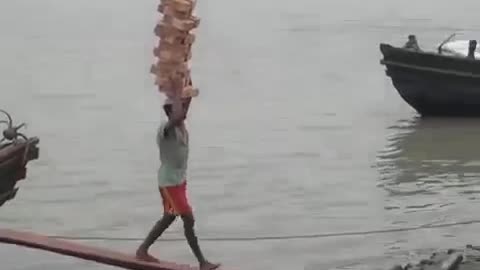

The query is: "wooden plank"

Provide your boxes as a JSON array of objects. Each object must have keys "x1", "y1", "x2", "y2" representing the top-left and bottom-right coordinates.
[{"x1": 0, "y1": 229, "x2": 196, "y2": 270}]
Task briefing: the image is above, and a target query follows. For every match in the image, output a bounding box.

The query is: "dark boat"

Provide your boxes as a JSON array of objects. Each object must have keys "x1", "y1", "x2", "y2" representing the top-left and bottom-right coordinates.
[
  {"x1": 0, "y1": 110, "x2": 39, "y2": 207},
  {"x1": 380, "y1": 35, "x2": 480, "y2": 117}
]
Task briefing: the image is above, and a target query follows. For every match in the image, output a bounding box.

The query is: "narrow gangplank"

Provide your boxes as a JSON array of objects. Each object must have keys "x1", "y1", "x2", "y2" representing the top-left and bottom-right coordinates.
[{"x1": 0, "y1": 229, "x2": 196, "y2": 270}]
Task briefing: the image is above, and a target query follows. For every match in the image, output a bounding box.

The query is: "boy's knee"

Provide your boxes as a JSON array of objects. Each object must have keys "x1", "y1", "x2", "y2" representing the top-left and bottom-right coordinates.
[
  {"x1": 181, "y1": 214, "x2": 195, "y2": 229},
  {"x1": 162, "y1": 213, "x2": 177, "y2": 222}
]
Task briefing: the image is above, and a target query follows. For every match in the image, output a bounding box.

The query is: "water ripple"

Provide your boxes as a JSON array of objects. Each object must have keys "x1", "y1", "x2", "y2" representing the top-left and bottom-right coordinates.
[{"x1": 377, "y1": 118, "x2": 480, "y2": 205}]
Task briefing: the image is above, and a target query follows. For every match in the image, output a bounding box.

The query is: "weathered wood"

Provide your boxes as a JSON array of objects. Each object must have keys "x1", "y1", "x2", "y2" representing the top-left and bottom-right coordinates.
[
  {"x1": 0, "y1": 156, "x2": 22, "y2": 174},
  {"x1": 0, "y1": 166, "x2": 25, "y2": 196},
  {"x1": 0, "y1": 110, "x2": 40, "y2": 208},
  {"x1": 0, "y1": 188, "x2": 18, "y2": 207},
  {"x1": 0, "y1": 139, "x2": 39, "y2": 174},
  {"x1": 0, "y1": 160, "x2": 24, "y2": 207},
  {"x1": 0, "y1": 138, "x2": 39, "y2": 164}
]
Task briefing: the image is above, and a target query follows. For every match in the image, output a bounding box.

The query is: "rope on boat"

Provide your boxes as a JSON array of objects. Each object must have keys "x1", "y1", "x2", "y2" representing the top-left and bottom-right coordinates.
[
  {"x1": 47, "y1": 219, "x2": 480, "y2": 242},
  {"x1": 0, "y1": 109, "x2": 30, "y2": 165}
]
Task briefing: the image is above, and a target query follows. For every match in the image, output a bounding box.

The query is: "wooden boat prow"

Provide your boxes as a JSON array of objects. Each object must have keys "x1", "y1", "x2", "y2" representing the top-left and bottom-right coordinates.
[{"x1": 0, "y1": 110, "x2": 40, "y2": 207}]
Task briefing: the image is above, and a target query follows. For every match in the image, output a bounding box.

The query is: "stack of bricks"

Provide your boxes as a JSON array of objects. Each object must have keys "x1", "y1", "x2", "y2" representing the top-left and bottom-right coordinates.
[{"x1": 150, "y1": 0, "x2": 200, "y2": 99}]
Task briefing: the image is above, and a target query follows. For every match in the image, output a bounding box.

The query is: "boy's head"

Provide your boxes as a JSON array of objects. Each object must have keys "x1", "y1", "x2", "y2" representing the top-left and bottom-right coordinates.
[{"x1": 162, "y1": 98, "x2": 191, "y2": 120}]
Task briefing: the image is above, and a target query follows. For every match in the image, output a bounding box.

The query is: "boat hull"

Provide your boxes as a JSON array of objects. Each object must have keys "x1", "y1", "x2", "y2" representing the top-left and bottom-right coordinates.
[
  {"x1": 380, "y1": 43, "x2": 480, "y2": 117},
  {"x1": 0, "y1": 110, "x2": 39, "y2": 207},
  {"x1": 0, "y1": 139, "x2": 39, "y2": 207}
]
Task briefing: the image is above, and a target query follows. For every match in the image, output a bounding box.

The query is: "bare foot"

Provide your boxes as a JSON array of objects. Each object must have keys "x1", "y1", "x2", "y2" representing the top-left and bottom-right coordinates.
[
  {"x1": 200, "y1": 261, "x2": 221, "y2": 270},
  {"x1": 135, "y1": 249, "x2": 160, "y2": 263}
]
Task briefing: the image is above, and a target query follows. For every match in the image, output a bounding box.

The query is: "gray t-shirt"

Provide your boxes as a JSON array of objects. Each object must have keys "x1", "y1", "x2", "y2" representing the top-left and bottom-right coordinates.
[{"x1": 156, "y1": 121, "x2": 189, "y2": 187}]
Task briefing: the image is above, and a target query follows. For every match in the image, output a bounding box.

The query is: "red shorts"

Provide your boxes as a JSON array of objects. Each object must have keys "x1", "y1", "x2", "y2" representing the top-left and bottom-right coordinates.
[{"x1": 159, "y1": 181, "x2": 192, "y2": 216}]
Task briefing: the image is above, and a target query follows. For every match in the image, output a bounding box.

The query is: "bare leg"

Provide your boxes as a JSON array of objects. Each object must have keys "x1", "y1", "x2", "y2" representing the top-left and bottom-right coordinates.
[
  {"x1": 136, "y1": 214, "x2": 176, "y2": 262},
  {"x1": 181, "y1": 214, "x2": 220, "y2": 270}
]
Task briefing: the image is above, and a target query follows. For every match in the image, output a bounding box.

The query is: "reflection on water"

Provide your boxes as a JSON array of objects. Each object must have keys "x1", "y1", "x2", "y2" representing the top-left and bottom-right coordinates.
[
  {"x1": 367, "y1": 117, "x2": 480, "y2": 270},
  {"x1": 377, "y1": 117, "x2": 480, "y2": 213}
]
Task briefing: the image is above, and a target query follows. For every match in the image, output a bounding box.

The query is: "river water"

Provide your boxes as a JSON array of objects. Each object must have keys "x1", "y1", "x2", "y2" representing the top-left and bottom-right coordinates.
[{"x1": 2, "y1": 0, "x2": 480, "y2": 269}]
